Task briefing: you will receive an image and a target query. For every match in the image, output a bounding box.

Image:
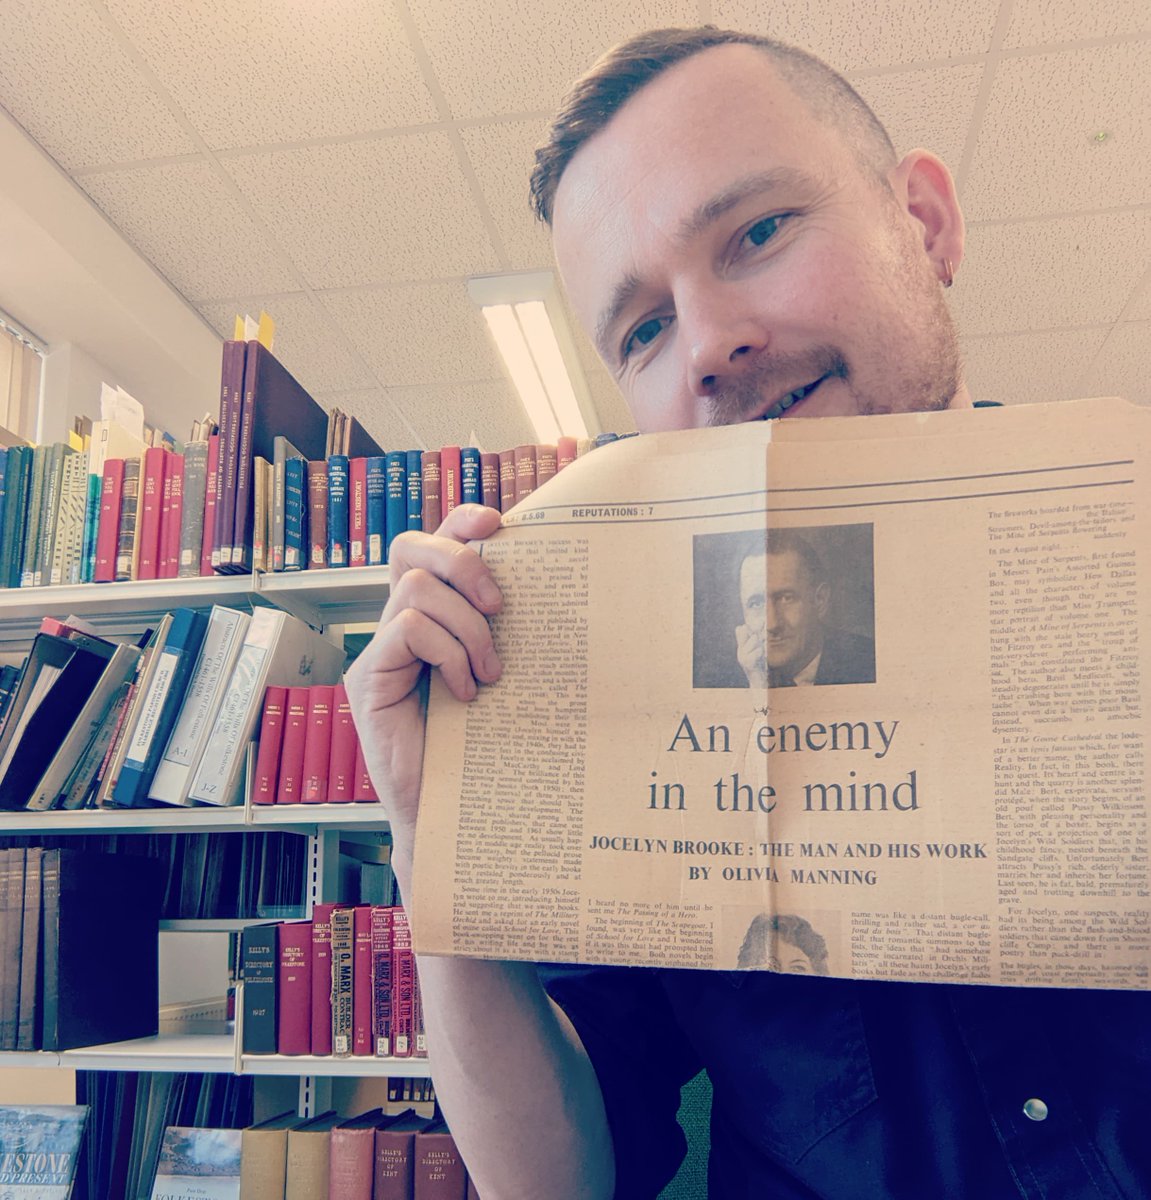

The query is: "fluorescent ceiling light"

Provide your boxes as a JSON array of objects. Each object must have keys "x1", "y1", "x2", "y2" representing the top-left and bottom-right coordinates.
[{"x1": 469, "y1": 273, "x2": 595, "y2": 443}]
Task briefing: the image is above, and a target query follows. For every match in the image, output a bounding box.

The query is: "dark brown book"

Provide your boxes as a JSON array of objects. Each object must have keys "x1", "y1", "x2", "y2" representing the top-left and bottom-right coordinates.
[
  {"x1": 0, "y1": 848, "x2": 20, "y2": 1049},
  {"x1": 374, "y1": 1110, "x2": 430, "y2": 1200},
  {"x1": 113, "y1": 456, "x2": 141, "y2": 580},
  {"x1": 479, "y1": 452, "x2": 500, "y2": 509},
  {"x1": 310, "y1": 901, "x2": 336, "y2": 1056},
  {"x1": 535, "y1": 444, "x2": 558, "y2": 489},
  {"x1": 512, "y1": 445, "x2": 537, "y2": 505},
  {"x1": 497, "y1": 449, "x2": 515, "y2": 512},
  {"x1": 15, "y1": 846, "x2": 42, "y2": 1050},
  {"x1": 414, "y1": 1122, "x2": 467, "y2": 1200},
  {"x1": 421, "y1": 450, "x2": 441, "y2": 533},
  {"x1": 307, "y1": 459, "x2": 329, "y2": 568}
]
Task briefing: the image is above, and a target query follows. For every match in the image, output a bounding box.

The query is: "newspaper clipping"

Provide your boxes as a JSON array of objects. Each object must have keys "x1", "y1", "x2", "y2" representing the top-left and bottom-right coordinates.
[{"x1": 413, "y1": 398, "x2": 1150, "y2": 989}]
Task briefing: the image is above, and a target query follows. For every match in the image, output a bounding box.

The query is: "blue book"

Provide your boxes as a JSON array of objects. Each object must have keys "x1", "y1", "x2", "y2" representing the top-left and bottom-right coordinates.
[
  {"x1": 406, "y1": 449, "x2": 423, "y2": 530},
  {"x1": 366, "y1": 456, "x2": 387, "y2": 566},
  {"x1": 283, "y1": 456, "x2": 307, "y2": 571},
  {"x1": 595, "y1": 432, "x2": 620, "y2": 448},
  {"x1": 78, "y1": 470, "x2": 100, "y2": 583},
  {"x1": 113, "y1": 608, "x2": 210, "y2": 808},
  {"x1": 327, "y1": 454, "x2": 349, "y2": 567},
  {"x1": 460, "y1": 446, "x2": 481, "y2": 505},
  {"x1": 384, "y1": 451, "x2": 406, "y2": 562}
]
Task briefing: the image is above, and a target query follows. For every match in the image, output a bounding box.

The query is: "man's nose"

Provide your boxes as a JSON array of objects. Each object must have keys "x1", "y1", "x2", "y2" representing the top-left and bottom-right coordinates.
[{"x1": 681, "y1": 286, "x2": 770, "y2": 398}]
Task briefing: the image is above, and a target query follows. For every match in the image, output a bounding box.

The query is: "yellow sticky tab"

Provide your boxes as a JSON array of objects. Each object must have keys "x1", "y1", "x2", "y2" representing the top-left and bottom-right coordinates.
[
  {"x1": 257, "y1": 311, "x2": 275, "y2": 351},
  {"x1": 67, "y1": 431, "x2": 84, "y2": 452},
  {"x1": 233, "y1": 314, "x2": 245, "y2": 340}
]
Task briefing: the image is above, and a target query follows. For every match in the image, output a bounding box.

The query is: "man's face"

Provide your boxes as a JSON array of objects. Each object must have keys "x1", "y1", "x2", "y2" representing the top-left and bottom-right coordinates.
[
  {"x1": 552, "y1": 44, "x2": 966, "y2": 432},
  {"x1": 741, "y1": 549, "x2": 829, "y2": 679}
]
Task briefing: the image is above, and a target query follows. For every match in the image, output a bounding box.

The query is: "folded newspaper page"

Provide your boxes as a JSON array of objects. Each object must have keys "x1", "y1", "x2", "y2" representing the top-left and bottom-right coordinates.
[{"x1": 414, "y1": 398, "x2": 1150, "y2": 989}]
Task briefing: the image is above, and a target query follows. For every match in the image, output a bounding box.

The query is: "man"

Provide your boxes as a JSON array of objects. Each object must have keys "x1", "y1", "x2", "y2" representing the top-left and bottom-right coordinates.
[
  {"x1": 736, "y1": 912, "x2": 831, "y2": 974},
  {"x1": 737, "y1": 530, "x2": 875, "y2": 688},
  {"x1": 346, "y1": 27, "x2": 1149, "y2": 1199}
]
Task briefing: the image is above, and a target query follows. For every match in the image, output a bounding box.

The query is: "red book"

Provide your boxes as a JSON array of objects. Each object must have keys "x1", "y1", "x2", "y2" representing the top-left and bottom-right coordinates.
[
  {"x1": 391, "y1": 908, "x2": 414, "y2": 1058},
  {"x1": 512, "y1": 445, "x2": 536, "y2": 505},
  {"x1": 159, "y1": 450, "x2": 184, "y2": 578},
  {"x1": 353, "y1": 905, "x2": 373, "y2": 1056},
  {"x1": 556, "y1": 436, "x2": 577, "y2": 471},
  {"x1": 276, "y1": 920, "x2": 313, "y2": 1055},
  {"x1": 479, "y1": 452, "x2": 499, "y2": 509},
  {"x1": 199, "y1": 431, "x2": 220, "y2": 576},
  {"x1": 310, "y1": 902, "x2": 336, "y2": 1056},
  {"x1": 276, "y1": 686, "x2": 310, "y2": 804},
  {"x1": 375, "y1": 1112, "x2": 429, "y2": 1200},
  {"x1": 413, "y1": 1123, "x2": 466, "y2": 1200},
  {"x1": 466, "y1": 1174, "x2": 480, "y2": 1200},
  {"x1": 353, "y1": 741, "x2": 379, "y2": 802},
  {"x1": 439, "y1": 446, "x2": 461, "y2": 524},
  {"x1": 330, "y1": 1109, "x2": 389, "y2": 1200},
  {"x1": 327, "y1": 683, "x2": 357, "y2": 803},
  {"x1": 497, "y1": 449, "x2": 515, "y2": 512},
  {"x1": 535, "y1": 444, "x2": 557, "y2": 489},
  {"x1": 349, "y1": 457, "x2": 368, "y2": 568},
  {"x1": 370, "y1": 906, "x2": 394, "y2": 1056},
  {"x1": 420, "y1": 451, "x2": 441, "y2": 533},
  {"x1": 252, "y1": 686, "x2": 288, "y2": 805},
  {"x1": 307, "y1": 460, "x2": 328, "y2": 568},
  {"x1": 93, "y1": 458, "x2": 124, "y2": 583},
  {"x1": 302, "y1": 685, "x2": 334, "y2": 803},
  {"x1": 135, "y1": 445, "x2": 167, "y2": 580}
]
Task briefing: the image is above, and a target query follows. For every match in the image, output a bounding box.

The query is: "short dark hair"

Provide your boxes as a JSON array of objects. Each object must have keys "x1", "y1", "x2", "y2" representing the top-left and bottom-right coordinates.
[
  {"x1": 531, "y1": 26, "x2": 897, "y2": 225},
  {"x1": 746, "y1": 528, "x2": 827, "y2": 588},
  {"x1": 737, "y1": 912, "x2": 830, "y2": 973}
]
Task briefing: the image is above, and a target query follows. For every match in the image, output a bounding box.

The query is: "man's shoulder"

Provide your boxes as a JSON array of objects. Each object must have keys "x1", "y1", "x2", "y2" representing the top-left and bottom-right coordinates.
[{"x1": 816, "y1": 626, "x2": 876, "y2": 686}]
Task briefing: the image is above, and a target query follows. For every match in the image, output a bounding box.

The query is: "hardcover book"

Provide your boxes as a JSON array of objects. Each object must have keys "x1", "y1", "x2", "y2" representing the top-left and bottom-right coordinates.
[
  {"x1": 252, "y1": 686, "x2": 288, "y2": 805},
  {"x1": 329, "y1": 1109, "x2": 388, "y2": 1200},
  {"x1": 373, "y1": 1110, "x2": 429, "y2": 1200},
  {"x1": 240, "y1": 1111, "x2": 299, "y2": 1200},
  {"x1": 309, "y1": 902, "x2": 336, "y2": 1057},
  {"x1": 326, "y1": 684, "x2": 356, "y2": 804},
  {"x1": 330, "y1": 908, "x2": 355, "y2": 1056},
  {"x1": 406, "y1": 449, "x2": 423, "y2": 532},
  {"x1": 383, "y1": 452, "x2": 404, "y2": 564},
  {"x1": 285, "y1": 1112, "x2": 342, "y2": 1200},
  {"x1": 0, "y1": 1104, "x2": 88, "y2": 1198},
  {"x1": 240, "y1": 922, "x2": 278, "y2": 1055},
  {"x1": 276, "y1": 921, "x2": 312, "y2": 1056},
  {"x1": 439, "y1": 446, "x2": 461, "y2": 524},
  {"x1": 302, "y1": 685, "x2": 334, "y2": 803},
  {"x1": 413, "y1": 1123, "x2": 467, "y2": 1200},
  {"x1": 148, "y1": 1126, "x2": 242, "y2": 1200},
  {"x1": 276, "y1": 687, "x2": 309, "y2": 805},
  {"x1": 349, "y1": 457, "x2": 368, "y2": 568},
  {"x1": 420, "y1": 451, "x2": 441, "y2": 534}
]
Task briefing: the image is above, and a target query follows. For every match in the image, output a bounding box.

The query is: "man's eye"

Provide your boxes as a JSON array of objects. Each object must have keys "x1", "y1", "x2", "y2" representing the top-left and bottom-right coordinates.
[
  {"x1": 743, "y1": 215, "x2": 784, "y2": 248},
  {"x1": 623, "y1": 316, "x2": 670, "y2": 359}
]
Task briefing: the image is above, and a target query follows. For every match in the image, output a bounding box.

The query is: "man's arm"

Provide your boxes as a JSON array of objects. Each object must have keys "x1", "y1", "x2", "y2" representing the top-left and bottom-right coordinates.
[{"x1": 344, "y1": 504, "x2": 614, "y2": 1200}]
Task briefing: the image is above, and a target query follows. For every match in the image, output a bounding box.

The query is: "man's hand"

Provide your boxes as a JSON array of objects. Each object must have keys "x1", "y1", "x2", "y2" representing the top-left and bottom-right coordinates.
[
  {"x1": 736, "y1": 623, "x2": 767, "y2": 689},
  {"x1": 344, "y1": 504, "x2": 504, "y2": 852}
]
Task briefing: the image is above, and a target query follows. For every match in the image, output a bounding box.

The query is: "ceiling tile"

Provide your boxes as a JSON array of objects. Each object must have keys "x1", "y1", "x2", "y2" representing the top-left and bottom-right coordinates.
[
  {"x1": 852, "y1": 63, "x2": 983, "y2": 168},
  {"x1": 713, "y1": 0, "x2": 1000, "y2": 70},
  {"x1": 962, "y1": 42, "x2": 1150, "y2": 221},
  {"x1": 223, "y1": 133, "x2": 500, "y2": 288},
  {"x1": 958, "y1": 326, "x2": 1111, "y2": 405},
  {"x1": 79, "y1": 160, "x2": 300, "y2": 301},
  {"x1": 197, "y1": 292, "x2": 376, "y2": 394},
  {"x1": 1120, "y1": 267, "x2": 1151, "y2": 320},
  {"x1": 410, "y1": 0, "x2": 699, "y2": 119},
  {"x1": 358, "y1": 379, "x2": 537, "y2": 453},
  {"x1": 459, "y1": 119, "x2": 555, "y2": 270},
  {"x1": 1004, "y1": 0, "x2": 1149, "y2": 48},
  {"x1": 1075, "y1": 321, "x2": 1151, "y2": 406},
  {"x1": 319, "y1": 282, "x2": 504, "y2": 388},
  {"x1": 103, "y1": 0, "x2": 439, "y2": 150},
  {"x1": 949, "y1": 210, "x2": 1151, "y2": 337},
  {"x1": 0, "y1": 0, "x2": 194, "y2": 170}
]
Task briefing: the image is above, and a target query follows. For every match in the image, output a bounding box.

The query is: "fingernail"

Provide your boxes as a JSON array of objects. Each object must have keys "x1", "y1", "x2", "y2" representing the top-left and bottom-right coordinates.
[{"x1": 476, "y1": 578, "x2": 501, "y2": 608}]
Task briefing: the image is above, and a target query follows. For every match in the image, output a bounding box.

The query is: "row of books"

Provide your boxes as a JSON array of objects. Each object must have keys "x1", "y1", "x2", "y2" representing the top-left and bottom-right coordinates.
[
  {"x1": 241, "y1": 903, "x2": 423, "y2": 1061},
  {"x1": 0, "y1": 846, "x2": 163, "y2": 1051},
  {"x1": 0, "y1": 605, "x2": 344, "y2": 814},
  {"x1": 144, "y1": 1107, "x2": 474, "y2": 1200}
]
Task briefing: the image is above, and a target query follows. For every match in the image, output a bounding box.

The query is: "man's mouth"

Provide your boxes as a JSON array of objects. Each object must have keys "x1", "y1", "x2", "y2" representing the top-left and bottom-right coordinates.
[{"x1": 759, "y1": 377, "x2": 826, "y2": 420}]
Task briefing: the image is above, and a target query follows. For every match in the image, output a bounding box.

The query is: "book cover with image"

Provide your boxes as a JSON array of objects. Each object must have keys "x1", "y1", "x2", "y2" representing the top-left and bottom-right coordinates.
[
  {"x1": 0, "y1": 1104, "x2": 88, "y2": 1198},
  {"x1": 148, "y1": 1126, "x2": 242, "y2": 1200}
]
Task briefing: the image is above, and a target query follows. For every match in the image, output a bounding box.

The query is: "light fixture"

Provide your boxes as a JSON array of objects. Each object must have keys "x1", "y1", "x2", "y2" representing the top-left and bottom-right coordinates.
[{"x1": 468, "y1": 272, "x2": 597, "y2": 443}]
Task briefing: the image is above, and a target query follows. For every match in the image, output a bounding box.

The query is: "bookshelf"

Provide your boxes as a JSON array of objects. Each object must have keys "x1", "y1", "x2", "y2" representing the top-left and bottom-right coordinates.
[{"x1": 0, "y1": 567, "x2": 431, "y2": 1108}]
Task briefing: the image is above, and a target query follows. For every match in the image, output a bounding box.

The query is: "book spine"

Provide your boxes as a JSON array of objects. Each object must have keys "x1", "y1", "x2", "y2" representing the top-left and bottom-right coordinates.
[
  {"x1": 330, "y1": 1126, "x2": 376, "y2": 1200},
  {"x1": 19, "y1": 445, "x2": 46, "y2": 587},
  {"x1": 135, "y1": 445, "x2": 166, "y2": 580},
  {"x1": 327, "y1": 683, "x2": 357, "y2": 803},
  {"x1": 214, "y1": 339, "x2": 246, "y2": 568},
  {"x1": 420, "y1": 451, "x2": 441, "y2": 533},
  {"x1": 200, "y1": 431, "x2": 220, "y2": 576},
  {"x1": 114, "y1": 458, "x2": 141, "y2": 580},
  {"x1": 535, "y1": 443, "x2": 558, "y2": 489},
  {"x1": 353, "y1": 905, "x2": 373, "y2": 1056},
  {"x1": 414, "y1": 1129, "x2": 466, "y2": 1200},
  {"x1": 0, "y1": 447, "x2": 30, "y2": 587},
  {"x1": 276, "y1": 921, "x2": 313, "y2": 1056},
  {"x1": 440, "y1": 446, "x2": 461, "y2": 524},
  {"x1": 160, "y1": 449, "x2": 184, "y2": 579},
  {"x1": 240, "y1": 922, "x2": 278, "y2": 1054},
  {"x1": 252, "y1": 686, "x2": 288, "y2": 805},
  {"x1": 480, "y1": 452, "x2": 500, "y2": 509},
  {"x1": 50, "y1": 451, "x2": 83, "y2": 585},
  {"x1": 35, "y1": 445, "x2": 65, "y2": 587},
  {"x1": 383, "y1": 452, "x2": 405, "y2": 564},
  {"x1": 349, "y1": 456, "x2": 368, "y2": 568},
  {"x1": 498, "y1": 448, "x2": 515, "y2": 513},
  {"x1": 15, "y1": 845, "x2": 41, "y2": 1050},
  {"x1": 276, "y1": 686, "x2": 310, "y2": 804},
  {"x1": 230, "y1": 341, "x2": 260, "y2": 568},
  {"x1": 557, "y1": 435, "x2": 577, "y2": 471},
  {"x1": 272, "y1": 445, "x2": 287, "y2": 573},
  {"x1": 251, "y1": 455, "x2": 270, "y2": 571},
  {"x1": 365, "y1": 455, "x2": 388, "y2": 567},
  {"x1": 178, "y1": 441, "x2": 208, "y2": 578},
  {"x1": 302, "y1": 685, "x2": 333, "y2": 803},
  {"x1": 370, "y1": 905, "x2": 393, "y2": 1056},
  {"x1": 513, "y1": 444, "x2": 537, "y2": 505},
  {"x1": 460, "y1": 446, "x2": 481, "y2": 506},
  {"x1": 391, "y1": 908, "x2": 413, "y2": 1057},
  {"x1": 406, "y1": 449, "x2": 423, "y2": 531},
  {"x1": 93, "y1": 458, "x2": 124, "y2": 583},
  {"x1": 38, "y1": 848, "x2": 59, "y2": 1050},
  {"x1": 353, "y1": 741, "x2": 379, "y2": 802},
  {"x1": 307, "y1": 460, "x2": 329, "y2": 568},
  {"x1": 375, "y1": 1125, "x2": 417, "y2": 1200},
  {"x1": 310, "y1": 902, "x2": 336, "y2": 1056},
  {"x1": 328, "y1": 455, "x2": 350, "y2": 567},
  {"x1": 331, "y1": 907, "x2": 355, "y2": 1056},
  {"x1": 283, "y1": 456, "x2": 307, "y2": 571}
]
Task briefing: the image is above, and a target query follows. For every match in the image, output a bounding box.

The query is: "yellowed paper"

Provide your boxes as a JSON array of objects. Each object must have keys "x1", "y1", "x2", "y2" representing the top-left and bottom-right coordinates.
[{"x1": 414, "y1": 398, "x2": 1150, "y2": 989}]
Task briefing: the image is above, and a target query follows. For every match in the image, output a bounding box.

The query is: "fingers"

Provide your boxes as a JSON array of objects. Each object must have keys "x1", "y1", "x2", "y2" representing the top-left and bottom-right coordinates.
[
  {"x1": 366, "y1": 606, "x2": 486, "y2": 702},
  {"x1": 389, "y1": 504, "x2": 504, "y2": 616}
]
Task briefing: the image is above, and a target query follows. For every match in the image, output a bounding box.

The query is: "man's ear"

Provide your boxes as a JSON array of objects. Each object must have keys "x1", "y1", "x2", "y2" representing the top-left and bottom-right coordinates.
[
  {"x1": 814, "y1": 581, "x2": 831, "y2": 622},
  {"x1": 889, "y1": 149, "x2": 965, "y2": 285}
]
